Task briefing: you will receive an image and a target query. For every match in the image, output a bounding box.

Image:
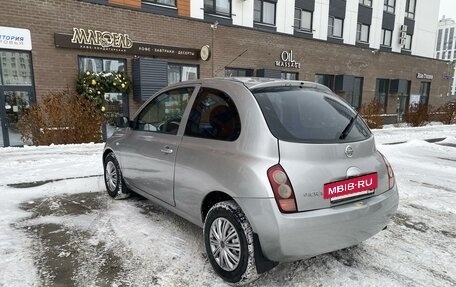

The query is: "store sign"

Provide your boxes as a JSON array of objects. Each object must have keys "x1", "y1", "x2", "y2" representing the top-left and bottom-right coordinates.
[
  {"x1": 416, "y1": 73, "x2": 433, "y2": 80},
  {"x1": 71, "y1": 27, "x2": 133, "y2": 49},
  {"x1": 54, "y1": 28, "x2": 199, "y2": 60},
  {"x1": 275, "y1": 50, "x2": 301, "y2": 69},
  {"x1": 0, "y1": 26, "x2": 32, "y2": 51}
]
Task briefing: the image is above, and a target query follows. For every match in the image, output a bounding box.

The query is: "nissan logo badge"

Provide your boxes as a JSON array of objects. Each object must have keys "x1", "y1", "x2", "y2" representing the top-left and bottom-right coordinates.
[{"x1": 345, "y1": 145, "x2": 354, "y2": 158}]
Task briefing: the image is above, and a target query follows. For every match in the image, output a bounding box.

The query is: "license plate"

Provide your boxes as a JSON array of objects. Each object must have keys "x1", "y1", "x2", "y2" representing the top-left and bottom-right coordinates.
[{"x1": 323, "y1": 173, "x2": 378, "y2": 201}]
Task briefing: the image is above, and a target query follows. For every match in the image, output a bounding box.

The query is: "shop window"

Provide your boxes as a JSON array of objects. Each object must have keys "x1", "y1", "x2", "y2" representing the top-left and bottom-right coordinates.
[
  {"x1": 185, "y1": 88, "x2": 241, "y2": 141},
  {"x1": 436, "y1": 52, "x2": 440, "y2": 59},
  {"x1": 294, "y1": 9, "x2": 312, "y2": 32},
  {"x1": 135, "y1": 87, "x2": 193, "y2": 134},
  {"x1": 384, "y1": 0, "x2": 395, "y2": 13},
  {"x1": 315, "y1": 74, "x2": 335, "y2": 91},
  {"x1": 403, "y1": 34, "x2": 412, "y2": 50},
  {"x1": 78, "y1": 56, "x2": 127, "y2": 135},
  {"x1": 419, "y1": 82, "x2": 430, "y2": 105},
  {"x1": 0, "y1": 51, "x2": 32, "y2": 86},
  {"x1": 357, "y1": 23, "x2": 370, "y2": 43},
  {"x1": 142, "y1": 0, "x2": 176, "y2": 7},
  {"x1": 204, "y1": 0, "x2": 231, "y2": 17},
  {"x1": 405, "y1": 0, "x2": 416, "y2": 19},
  {"x1": 78, "y1": 56, "x2": 126, "y2": 73},
  {"x1": 350, "y1": 77, "x2": 363, "y2": 109},
  {"x1": 281, "y1": 72, "x2": 298, "y2": 80},
  {"x1": 225, "y1": 68, "x2": 253, "y2": 77},
  {"x1": 359, "y1": 0, "x2": 372, "y2": 7},
  {"x1": 328, "y1": 16, "x2": 343, "y2": 38},
  {"x1": 381, "y1": 29, "x2": 392, "y2": 47},
  {"x1": 375, "y1": 79, "x2": 389, "y2": 112},
  {"x1": 168, "y1": 64, "x2": 198, "y2": 85},
  {"x1": 254, "y1": 0, "x2": 276, "y2": 26}
]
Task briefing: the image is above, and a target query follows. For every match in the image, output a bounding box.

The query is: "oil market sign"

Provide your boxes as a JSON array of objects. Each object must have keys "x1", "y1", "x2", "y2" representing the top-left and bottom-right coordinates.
[
  {"x1": 55, "y1": 28, "x2": 199, "y2": 60},
  {"x1": 275, "y1": 50, "x2": 301, "y2": 69}
]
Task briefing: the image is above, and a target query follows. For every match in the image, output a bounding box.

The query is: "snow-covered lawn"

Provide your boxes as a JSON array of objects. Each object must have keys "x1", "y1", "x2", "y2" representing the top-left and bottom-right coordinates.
[{"x1": 0, "y1": 125, "x2": 455, "y2": 286}]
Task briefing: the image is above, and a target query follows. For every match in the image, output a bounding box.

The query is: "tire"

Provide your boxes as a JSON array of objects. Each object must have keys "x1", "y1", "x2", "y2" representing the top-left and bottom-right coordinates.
[
  {"x1": 203, "y1": 200, "x2": 259, "y2": 285},
  {"x1": 103, "y1": 152, "x2": 130, "y2": 199}
]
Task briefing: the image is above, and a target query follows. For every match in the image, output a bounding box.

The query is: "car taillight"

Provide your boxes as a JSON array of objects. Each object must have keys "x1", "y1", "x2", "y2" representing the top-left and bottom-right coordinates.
[
  {"x1": 379, "y1": 152, "x2": 395, "y2": 189},
  {"x1": 267, "y1": 164, "x2": 297, "y2": 213}
]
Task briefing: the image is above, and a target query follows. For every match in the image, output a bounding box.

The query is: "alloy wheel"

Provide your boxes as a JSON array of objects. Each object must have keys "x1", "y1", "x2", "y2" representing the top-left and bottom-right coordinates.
[
  {"x1": 105, "y1": 161, "x2": 118, "y2": 192},
  {"x1": 209, "y1": 218, "x2": 241, "y2": 271}
]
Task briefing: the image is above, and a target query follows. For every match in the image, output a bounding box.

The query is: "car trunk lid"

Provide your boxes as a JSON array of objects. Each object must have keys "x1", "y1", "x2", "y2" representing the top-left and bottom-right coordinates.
[{"x1": 279, "y1": 137, "x2": 390, "y2": 211}]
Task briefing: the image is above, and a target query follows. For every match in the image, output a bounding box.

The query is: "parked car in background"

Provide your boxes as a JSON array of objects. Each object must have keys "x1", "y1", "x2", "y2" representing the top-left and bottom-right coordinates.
[{"x1": 103, "y1": 78, "x2": 399, "y2": 284}]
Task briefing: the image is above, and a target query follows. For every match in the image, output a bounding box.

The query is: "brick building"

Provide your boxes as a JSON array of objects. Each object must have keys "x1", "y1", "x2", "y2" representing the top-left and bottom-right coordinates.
[{"x1": 0, "y1": 0, "x2": 450, "y2": 146}]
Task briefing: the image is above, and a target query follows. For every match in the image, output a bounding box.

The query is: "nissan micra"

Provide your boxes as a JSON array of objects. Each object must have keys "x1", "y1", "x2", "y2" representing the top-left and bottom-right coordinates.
[{"x1": 103, "y1": 78, "x2": 399, "y2": 284}]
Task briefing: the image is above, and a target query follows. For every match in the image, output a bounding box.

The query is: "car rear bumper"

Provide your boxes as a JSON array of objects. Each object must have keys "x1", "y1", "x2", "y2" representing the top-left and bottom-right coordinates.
[{"x1": 237, "y1": 186, "x2": 399, "y2": 262}]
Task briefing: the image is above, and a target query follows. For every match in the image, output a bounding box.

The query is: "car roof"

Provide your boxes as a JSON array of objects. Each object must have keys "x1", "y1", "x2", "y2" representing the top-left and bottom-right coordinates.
[{"x1": 170, "y1": 77, "x2": 334, "y2": 94}]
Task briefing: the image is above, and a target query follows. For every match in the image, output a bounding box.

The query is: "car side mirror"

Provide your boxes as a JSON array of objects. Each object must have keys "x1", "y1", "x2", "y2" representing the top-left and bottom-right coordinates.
[{"x1": 115, "y1": 116, "x2": 130, "y2": 128}]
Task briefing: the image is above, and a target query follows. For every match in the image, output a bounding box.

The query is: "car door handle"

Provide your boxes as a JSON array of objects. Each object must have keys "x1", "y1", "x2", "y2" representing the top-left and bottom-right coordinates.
[{"x1": 160, "y1": 146, "x2": 174, "y2": 154}]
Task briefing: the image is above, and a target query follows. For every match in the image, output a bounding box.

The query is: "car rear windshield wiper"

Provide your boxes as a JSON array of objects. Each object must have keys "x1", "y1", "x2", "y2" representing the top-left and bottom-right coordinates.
[{"x1": 339, "y1": 114, "x2": 358, "y2": 140}]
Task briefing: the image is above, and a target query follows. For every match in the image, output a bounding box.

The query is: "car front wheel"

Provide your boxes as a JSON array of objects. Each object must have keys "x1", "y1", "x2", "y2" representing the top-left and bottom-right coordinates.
[
  {"x1": 103, "y1": 152, "x2": 130, "y2": 199},
  {"x1": 203, "y1": 200, "x2": 259, "y2": 285}
]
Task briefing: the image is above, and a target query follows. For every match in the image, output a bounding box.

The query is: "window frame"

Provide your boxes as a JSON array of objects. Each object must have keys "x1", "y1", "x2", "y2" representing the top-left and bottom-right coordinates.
[
  {"x1": 142, "y1": 0, "x2": 176, "y2": 8},
  {"x1": 356, "y1": 23, "x2": 370, "y2": 43},
  {"x1": 315, "y1": 74, "x2": 335, "y2": 91},
  {"x1": 359, "y1": 0, "x2": 372, "y2": 7},
  {"x1": 204, "y1": 0, "x2": 231, "y2": 17},
  {"x1": 78, "y1": 56, "x2": 126, "y2": 73},
  {"x1": 381, "y1": 28, "x2": 393, "y2": 47},
  {"x1": 294, "y1": 8, "x2": 313, "y2": 32},
  {"x1": 184, "y1": 88, "x2": 241, "y2": 141},
  {"x1": 405, "y1": 0, "x2": 416, "y2": 19},
  {"x1": 328, "y1": 16, "x2": 344, "y2": 38},
  {"x1": 0, "y1": 50, "x2": 34, "y2": 86},
  {"x1": 224, "y1": 67, "x2": 254, "y2": 77},
  {"x1": 383, "y1": 0, "x2": 395, "y2": 14},
  {"x1": 281, "y1": 72, "x2": 298, "y2": 80},
  {"x1": 134, "y1": 87, "x2": 194, "y2": 135},
  {"x1": 254, "y1": 0, "x2": 276, "y2": 26},
  {"x1": 403, "y1": 34, "x2": 412, "y2": 51},
  {"x1": 167, "y1": 63, "x2": 199, "y2": 85},
  {"x1": 375, "y1": 78, "x2": 389, "y2": 112}
]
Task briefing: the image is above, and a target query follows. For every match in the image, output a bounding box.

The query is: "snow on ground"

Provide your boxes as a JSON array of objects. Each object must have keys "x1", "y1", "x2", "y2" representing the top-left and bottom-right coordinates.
[{"x1": 0, "y1": 125, "x2": 455, "y2": 287}]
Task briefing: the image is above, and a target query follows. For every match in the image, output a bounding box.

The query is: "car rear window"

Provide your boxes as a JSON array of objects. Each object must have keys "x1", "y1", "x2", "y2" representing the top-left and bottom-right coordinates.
[{"x1": 252, "y1": 86, "x2": 371, "y2": 143}]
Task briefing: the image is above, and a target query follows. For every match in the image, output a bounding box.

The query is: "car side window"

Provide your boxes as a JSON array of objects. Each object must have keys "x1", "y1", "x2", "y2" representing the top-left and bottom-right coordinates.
[
  {"x1": 185, "y1": 88, "x2": 241, "y2": 141},
  {"x1": 135, "y1": 87, "x2": 194, "y2": 135}
]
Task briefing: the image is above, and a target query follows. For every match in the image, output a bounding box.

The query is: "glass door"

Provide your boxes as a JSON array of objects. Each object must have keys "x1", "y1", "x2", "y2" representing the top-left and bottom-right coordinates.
[
  {"x1": 0, "y1": 50, "x2": 35, "y2": 147},
  {"x1": 0, "y1": 88, "x2": 33, "y2": 146}
]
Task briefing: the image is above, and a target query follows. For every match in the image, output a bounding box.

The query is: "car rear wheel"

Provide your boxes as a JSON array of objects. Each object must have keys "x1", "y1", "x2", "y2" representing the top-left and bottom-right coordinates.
[
  {"x1": 203, "y1": 200, "x2": 259, "y2": 285},
  {"x1": 103, "y1": 152, "x2": 130, "y2": 199}
]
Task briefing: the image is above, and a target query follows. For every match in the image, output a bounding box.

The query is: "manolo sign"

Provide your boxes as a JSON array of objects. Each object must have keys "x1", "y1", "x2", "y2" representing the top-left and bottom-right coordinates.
[
  {"x1": 55, "y1": 28, "x2": 199, "y2": 60},
  {"x1": 275, "y1": 50, "x2": 301, "y2": 69}
]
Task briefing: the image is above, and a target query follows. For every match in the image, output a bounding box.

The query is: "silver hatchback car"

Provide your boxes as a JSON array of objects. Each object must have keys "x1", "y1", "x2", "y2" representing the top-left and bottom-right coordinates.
[{"x1": 103, "y1": 78, "x2": 398, "y2": 284}]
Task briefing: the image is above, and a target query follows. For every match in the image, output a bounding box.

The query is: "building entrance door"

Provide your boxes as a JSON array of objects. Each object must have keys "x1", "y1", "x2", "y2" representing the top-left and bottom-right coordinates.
[{"x1": 0, "y1": 87, "x2": 34, "y2": 147}]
